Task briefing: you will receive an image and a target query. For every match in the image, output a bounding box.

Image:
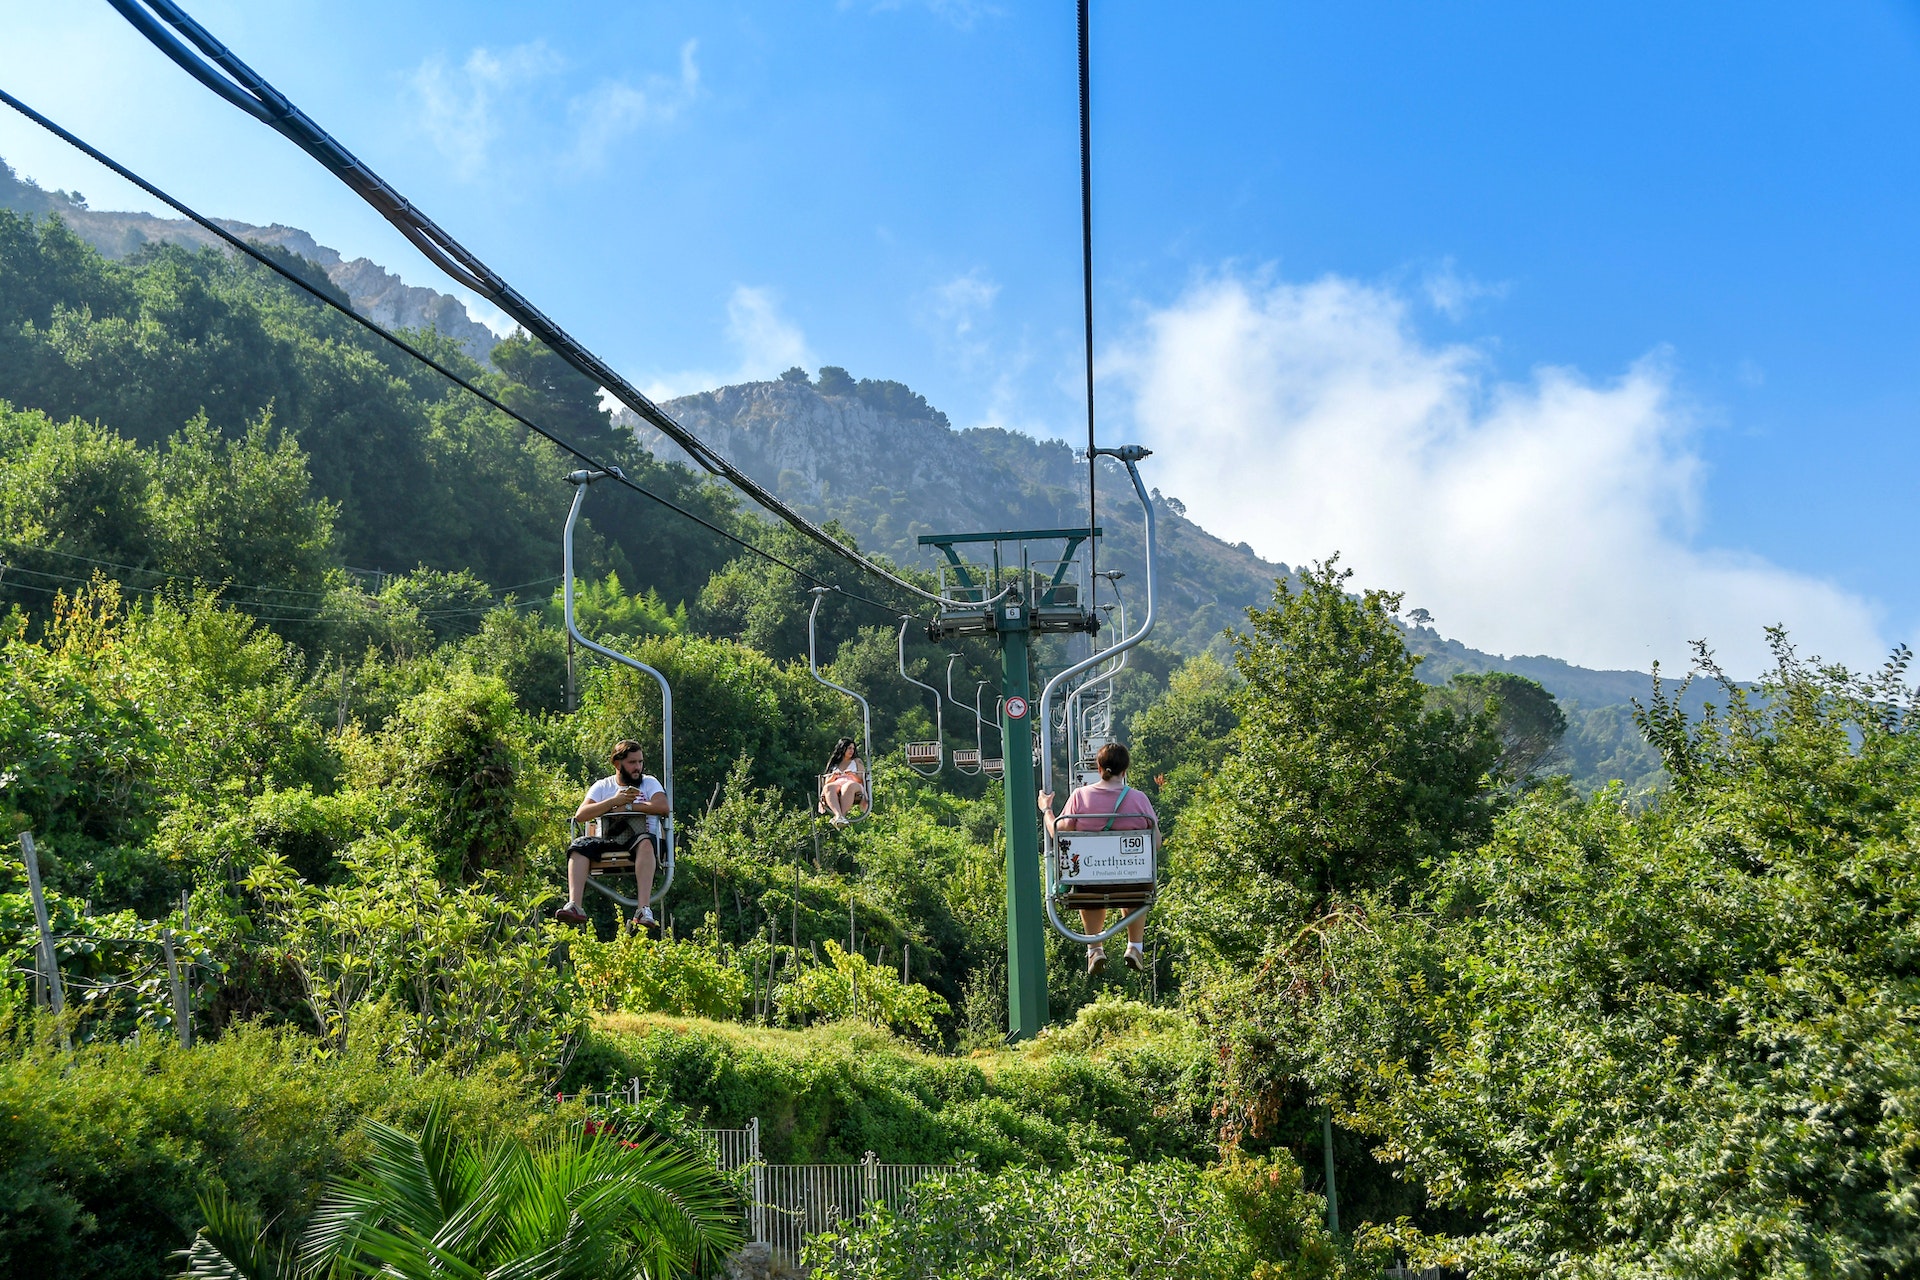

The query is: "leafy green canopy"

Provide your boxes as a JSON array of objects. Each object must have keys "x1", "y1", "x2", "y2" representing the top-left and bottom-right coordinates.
[
  {"x1": 1168, "y1": 558, "x2": 1501, "y2": 971},
  {"x1": 1280, "y1": 635, "x2": 1920, "y2": 1277},
  {"x1": 0, "y1": 212, "x2": 741, "y2": 603}
]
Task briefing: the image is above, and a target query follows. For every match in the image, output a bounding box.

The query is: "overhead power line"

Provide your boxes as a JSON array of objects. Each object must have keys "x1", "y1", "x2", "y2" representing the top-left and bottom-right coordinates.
[
  {"x1": 102, "y1": 0, "x2": 956, "y2": 613},
  {"x1": 0, "y1": 88, "x2": 911, "y2": 621}
]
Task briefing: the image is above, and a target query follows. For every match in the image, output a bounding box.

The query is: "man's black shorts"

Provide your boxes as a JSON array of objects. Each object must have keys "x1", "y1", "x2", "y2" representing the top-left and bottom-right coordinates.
[{"x1": 567, "y1": 833, "x2": 655, "y2": 863}]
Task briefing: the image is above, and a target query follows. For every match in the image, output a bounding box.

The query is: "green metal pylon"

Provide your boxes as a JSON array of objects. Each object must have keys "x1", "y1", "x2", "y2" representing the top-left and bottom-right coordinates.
[
  {"x1": 916, "y1": 525, "x2": 1102, "y2": 1043},
  {"x1": 998, "y1": 623, "x2": 1047, "y2": 1041}
]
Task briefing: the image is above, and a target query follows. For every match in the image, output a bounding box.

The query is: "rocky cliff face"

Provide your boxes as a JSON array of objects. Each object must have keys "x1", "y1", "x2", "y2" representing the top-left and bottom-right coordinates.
[
  {"x1": 1, "y1": 159, "x2": 500, "y2": 361},
  {"x1": 625, "y1": 374, "x2": 1291, "y2": 654}
]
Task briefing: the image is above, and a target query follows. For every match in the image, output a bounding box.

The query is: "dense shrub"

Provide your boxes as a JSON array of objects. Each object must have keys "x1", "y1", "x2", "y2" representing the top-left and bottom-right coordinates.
[
  {"x1": 244, "y1": 848, "x2": 584, "y2": 1083},
  {"x1": 569, "y1": 999, "x2": 1217, "y2": 1169},
  {"x1": 0, "y1": 1020, "x2": 564, "y2": 1280},
  {"x1": 805, "y1": 1154, "x2": 1381, "y2": 1280},
  {"x1": 339, "y1": 669, "x2": 566, "y2": 882},
  {"x1": 1266, "y1": 638, "x2": 1920, "y2": 1276},
  {"x1": 779, "y1": 940, "x2": 950, "y2": 1037},
  {"x1": 573, "y1": 926, "x2": 750, "y2": 1021}
]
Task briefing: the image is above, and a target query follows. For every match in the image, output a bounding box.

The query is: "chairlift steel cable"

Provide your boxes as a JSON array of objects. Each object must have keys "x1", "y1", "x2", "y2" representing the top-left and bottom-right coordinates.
[
  {"x1": 1078, "y1": 0, "x2": 1099, "y2": 614},
  {"x1": 0, "y1": 88, "x2": 911, "y2": 621},
  {"x1": 103, "y1": 0, "x2": 956, "y2": 613}
]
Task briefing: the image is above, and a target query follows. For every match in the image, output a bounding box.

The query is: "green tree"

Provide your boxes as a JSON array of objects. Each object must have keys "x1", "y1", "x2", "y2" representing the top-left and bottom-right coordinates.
[
  {"x1": 1130, "y1": 652, "x2": 1240, "y2": 827},
  {"x1": 572, "y1": 632, "x2": 840, "y2": 807},
  {"x1": 462, "y1": 606, "x2": 570, "y2": 715},
  {"x1": 0, "y1": 403, "x2": 156, "y2": 600},
  {"x1": 552, "y1": 570, "x2": 686, "y2": 646},
  {"x1": 0, "y1": 582, "x2": 170, "y2": 908},
  {"x1": 1429, "y1": 671, "x2": 1567, "y2": 783},
  {"x1": 340, "y1": 670, "x2": 565, "y2": 882},
  {"x1": 150, "y1": 413, "x2": 336, "y2": 596},
  {"x1": 380, "y1": 567, "x2": 497, "y2": 645},
  {"x1": 692, "y1": 520, "x2": 881, "y2": 662},
  {"x1": 1168, "y1": 559, "x2": 1499, "y2": 969}
]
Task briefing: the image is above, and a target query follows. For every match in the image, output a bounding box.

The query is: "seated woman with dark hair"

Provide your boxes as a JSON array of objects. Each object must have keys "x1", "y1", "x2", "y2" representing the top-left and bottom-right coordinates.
[
  {"x1": 819, "y1": 737, "x2": 869, "y2": 827},
  {"x1": 1038, "y1": 741, "x2": 1158, "y2": 975}
]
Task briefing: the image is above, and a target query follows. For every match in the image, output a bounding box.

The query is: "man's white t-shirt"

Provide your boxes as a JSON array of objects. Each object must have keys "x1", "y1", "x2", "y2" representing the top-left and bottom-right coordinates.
[{"x1": 585, "y1": 774, "x2": 666, "y2": 840}]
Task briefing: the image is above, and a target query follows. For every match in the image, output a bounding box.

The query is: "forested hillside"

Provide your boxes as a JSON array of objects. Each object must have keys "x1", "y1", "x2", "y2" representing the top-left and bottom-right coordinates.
[
  {"x1": 7, "y1": 187, "x2": 1908, "y2": 1280},
  {"x1": 0, "y1": 159, "x2": 499, "y2": 359}
]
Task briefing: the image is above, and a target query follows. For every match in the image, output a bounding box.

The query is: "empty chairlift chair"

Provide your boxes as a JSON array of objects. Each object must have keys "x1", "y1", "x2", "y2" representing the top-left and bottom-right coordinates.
[
  {"x1": 897, "y1": 618, "x2": 944, "y2": 775},
  {"x1": 976, "y1": 682, "x2": 1005, "y2": 780},
  {"x1": 947, "y1": 655, "x2": 983, "y2": 775}
]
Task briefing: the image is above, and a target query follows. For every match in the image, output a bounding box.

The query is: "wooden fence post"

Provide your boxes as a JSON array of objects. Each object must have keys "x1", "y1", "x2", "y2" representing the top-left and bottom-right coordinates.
[
  {"x1": 19, "y1": 834, "x2": 69, "y2": 1046},
  {"x1": 162, "y1": 928, "x2": 193, "y2": 1049}
]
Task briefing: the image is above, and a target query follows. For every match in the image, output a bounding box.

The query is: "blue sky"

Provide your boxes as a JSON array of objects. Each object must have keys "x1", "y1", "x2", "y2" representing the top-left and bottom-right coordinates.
[{"x1": 3, "y1": 1, "x2": 1918, "y2": 675}]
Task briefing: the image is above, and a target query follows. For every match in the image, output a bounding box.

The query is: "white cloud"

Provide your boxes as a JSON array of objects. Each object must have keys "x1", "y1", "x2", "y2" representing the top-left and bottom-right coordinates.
[
  {"x1": 1106, "y1": 270, "x2": 1888, "y2": 677},
  {"x1": 725, "y1": 285, "x2": 813, "y2": 375},
  {"x1": 922, "y1": 270, "x2": 1000, "y2": 368},
  {"x1": 410, "y1": 39, "x2": 697, "y2": 178},
  {"x1": 566, "y1": 41, "x2": 700, "y2": 169},
  {"x1": 1421, "y1": 257, "x2": 1507, "y2": 320},
  {"x1": 640, "y1": 285, "x2": 815, "y2": 400},
  {"x1": 410, "y1": 42, "x2": 562, "y2": 179}
]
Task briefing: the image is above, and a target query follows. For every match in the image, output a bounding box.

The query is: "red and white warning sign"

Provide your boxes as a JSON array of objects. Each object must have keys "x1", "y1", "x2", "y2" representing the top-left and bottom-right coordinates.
[{"x1": 1005, "y1": 696, "x2": 1029, "y2": 720}]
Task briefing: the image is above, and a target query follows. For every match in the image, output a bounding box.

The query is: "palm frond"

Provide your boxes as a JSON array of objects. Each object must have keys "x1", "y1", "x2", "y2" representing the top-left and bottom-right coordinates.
[
  {"x1": 176, "y1": 1189, "x2": 300, "y2": 1280},
  {"x1": 299, "y1": 1114, "x2": 742, "y2": 1280}
]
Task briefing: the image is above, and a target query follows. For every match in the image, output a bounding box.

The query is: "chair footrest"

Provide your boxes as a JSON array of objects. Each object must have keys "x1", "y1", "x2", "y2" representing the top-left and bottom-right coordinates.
[{"x1": 1056, "y1": 886, "x2": 1156, "y2": 910}]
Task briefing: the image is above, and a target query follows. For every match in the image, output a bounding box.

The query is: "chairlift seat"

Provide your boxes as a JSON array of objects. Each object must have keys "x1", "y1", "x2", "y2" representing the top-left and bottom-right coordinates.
[
  {"x1": 953, "y1": 748, "x2": 983, "y2": 771},
  {"x1": 576, "y1": 810, "x2": 657, "y2": 867},
  {"x1": 568, "y1": 811, "x2": 665, "y2": 910},
  {"x1": 982, "y1": 757, "x2": 1005, "y2": 779},
  {"x1": 817, "y1": 772, "x2": 871, "y2": 821},
  {"x1": 1052, "y1": 827, "x2": 1157, "y2": 911},
  {"x1": 904, "y1": 741, "x2": 942, "y2": 767}
]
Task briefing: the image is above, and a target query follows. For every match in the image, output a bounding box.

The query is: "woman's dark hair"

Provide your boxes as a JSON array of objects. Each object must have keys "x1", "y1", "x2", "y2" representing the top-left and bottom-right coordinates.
[
  {"x1": 826, "y1": 737, "x2": 857, "y2": 770},
  {"x1": 1096, "y1": 742, "x2": 1131, "y2": 781}
]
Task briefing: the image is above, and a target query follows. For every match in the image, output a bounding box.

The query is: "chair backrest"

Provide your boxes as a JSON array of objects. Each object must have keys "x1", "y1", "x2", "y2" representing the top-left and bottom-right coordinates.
[
  {"x1": 904, "y1": 742, "x2": 941, "y2": 766},
  {"x1": 1052, "y1": 827, "x2": 1156, "y2": 889},
  {"x1": 596, "y1": 808, "x2": 654, "y2": 845}
]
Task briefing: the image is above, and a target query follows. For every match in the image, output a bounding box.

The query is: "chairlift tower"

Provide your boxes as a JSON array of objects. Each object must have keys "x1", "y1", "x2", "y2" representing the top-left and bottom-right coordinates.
[{"x1": 918, "y1": 526, "x2": 1103, "y2": 1041}]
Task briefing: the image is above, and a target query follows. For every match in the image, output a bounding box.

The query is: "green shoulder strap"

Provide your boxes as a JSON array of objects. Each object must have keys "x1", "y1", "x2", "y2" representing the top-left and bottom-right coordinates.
[{"x1": 1100, "y1": 784, "x2": 1132, "y2": 832}]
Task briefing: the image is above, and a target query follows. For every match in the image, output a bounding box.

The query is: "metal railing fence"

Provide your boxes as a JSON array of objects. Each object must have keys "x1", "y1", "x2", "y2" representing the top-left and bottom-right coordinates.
[
  {"x1": 558, "y1": 1086, "x2": 958, "y2": 1259},
  {"x1": 759, "y1": 1153, "x2": 956, "y2": 1261}
]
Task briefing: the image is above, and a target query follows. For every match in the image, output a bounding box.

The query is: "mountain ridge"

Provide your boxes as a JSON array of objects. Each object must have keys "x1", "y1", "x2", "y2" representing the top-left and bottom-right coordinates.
[{"x1": 0, "y1": 158, "x2": 501, "y2": 361}]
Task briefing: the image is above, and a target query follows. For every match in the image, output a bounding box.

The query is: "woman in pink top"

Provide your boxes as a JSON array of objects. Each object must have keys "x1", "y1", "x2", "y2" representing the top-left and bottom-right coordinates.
[{"x1": 1039, "y1": 742, "x2": 1158, "y2": 975}]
